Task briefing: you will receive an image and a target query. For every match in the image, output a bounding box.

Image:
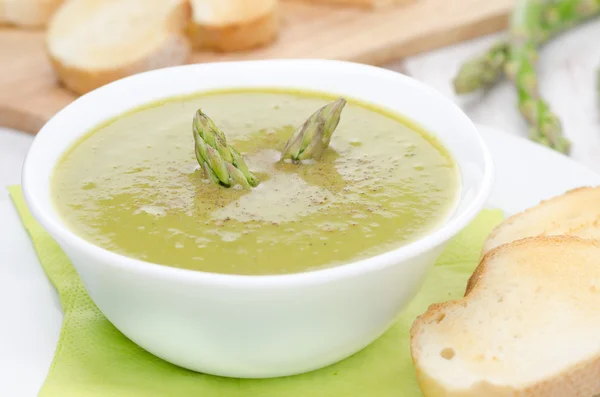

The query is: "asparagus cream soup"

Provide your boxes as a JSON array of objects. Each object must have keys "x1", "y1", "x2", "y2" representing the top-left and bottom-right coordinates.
[{"x1": 52, "y1": 89, "x2": 459, "y2": 275}]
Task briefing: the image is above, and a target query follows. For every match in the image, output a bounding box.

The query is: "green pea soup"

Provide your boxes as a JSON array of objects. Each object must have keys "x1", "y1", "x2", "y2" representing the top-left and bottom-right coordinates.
[{"x1": 52, "y1": 89, "x2": 460, "y2": 275}]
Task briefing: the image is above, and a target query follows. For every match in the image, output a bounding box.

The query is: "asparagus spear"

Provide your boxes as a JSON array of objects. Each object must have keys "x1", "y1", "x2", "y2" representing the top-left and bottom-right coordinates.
[
  {"x1": 453, "y1": 42, "x2": 510, "y2": 94},
  {"x1": 454, "y1": 0, "x2": 600, "y2": 94},
  {"x1": 193, "y1": 110, "x2": 259, "y2": 188},
  {"x1": 280, "y1": 98, "x2": 347, "y2": 162},
  {"x1": 506, "y1": 0, "x2": 570, "y2": 154}
]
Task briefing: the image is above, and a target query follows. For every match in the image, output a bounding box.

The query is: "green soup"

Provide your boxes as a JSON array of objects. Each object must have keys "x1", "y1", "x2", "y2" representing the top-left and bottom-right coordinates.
[{"x1": 52, "y1": 89, "x2": 459, "y2": 275}]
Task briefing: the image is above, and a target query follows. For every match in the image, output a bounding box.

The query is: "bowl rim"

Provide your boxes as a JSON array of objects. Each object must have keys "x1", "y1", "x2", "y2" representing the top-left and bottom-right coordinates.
[{"x1": 22, "y1": 59, "x2": 494, "y2": 288}]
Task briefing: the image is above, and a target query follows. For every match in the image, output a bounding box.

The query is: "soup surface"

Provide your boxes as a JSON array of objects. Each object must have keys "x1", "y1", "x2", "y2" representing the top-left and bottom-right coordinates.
[{"x1": 53, "y1": 90, "x2": 459, "y2": 275}]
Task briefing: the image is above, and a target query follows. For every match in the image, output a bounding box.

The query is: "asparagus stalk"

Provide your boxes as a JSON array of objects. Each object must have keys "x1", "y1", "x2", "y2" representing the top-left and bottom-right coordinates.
[
  {"x1": 454, "y1": 0, "x2": 600, "y2": 94},
  {"x1": 542, "y1": 0, "x2": 600, "y2": 35},
  {"x1": 280, "y1": 98, "x2": 347, "y2": 162},
  {"x1": 193, "y1": 110, "x2": 259, "y2": 188},
  {"x1": 506, "y1": 0, "x2": 570, "y2": 154}
]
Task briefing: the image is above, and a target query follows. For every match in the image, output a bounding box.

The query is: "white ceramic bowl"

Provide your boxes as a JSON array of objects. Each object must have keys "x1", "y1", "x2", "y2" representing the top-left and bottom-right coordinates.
[{"x1": 22, "y1": 60, "x2": 493, "y2": 378}]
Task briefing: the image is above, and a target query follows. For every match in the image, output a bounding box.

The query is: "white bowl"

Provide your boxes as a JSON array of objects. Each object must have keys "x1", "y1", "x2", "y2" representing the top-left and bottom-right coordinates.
[{"x1": 22, "y1": 60, "x2": 493, "y2": 378}]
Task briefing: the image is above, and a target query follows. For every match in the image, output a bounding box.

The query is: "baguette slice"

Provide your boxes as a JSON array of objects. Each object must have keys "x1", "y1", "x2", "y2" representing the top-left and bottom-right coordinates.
[
  {"x1": 0, "y1": 0, "x2": 63, "y2": 28},
  {"x1": 483, "y1": 186, "x2": 600, "y2": 256},
  {"x1": 47, "y1": 0, "x2": 192, "y2": 95},
  {"x1": 187, "y1": 0, "x2": 279, "y2": 52},
  {"x1": 411, "y1": 236, "x2": 600, "y2": 397}
]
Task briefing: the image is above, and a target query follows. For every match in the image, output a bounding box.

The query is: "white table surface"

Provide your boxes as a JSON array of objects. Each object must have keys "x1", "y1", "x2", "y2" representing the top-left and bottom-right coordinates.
[{"x1": 2, "y1": 24, "x2": 600, "y2": 197}]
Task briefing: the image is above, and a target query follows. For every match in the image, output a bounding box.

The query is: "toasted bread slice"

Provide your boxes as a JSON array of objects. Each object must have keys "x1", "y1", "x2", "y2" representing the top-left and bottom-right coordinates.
[
  {"x1": 0, "y1": 0, "x2": 64, "y2": 28},
  {"x1": 47, "y1": 0, "x2": 192, "y2": 95},
  {"x1": 187, "y1": 0, "x2": 279, "y2": 52},
  {"x1": 483, "y1": 186, "x2": 600, "y2": 256},
  {"x1": 411, "y1": 236, "x2": 600, "y2": 397}
]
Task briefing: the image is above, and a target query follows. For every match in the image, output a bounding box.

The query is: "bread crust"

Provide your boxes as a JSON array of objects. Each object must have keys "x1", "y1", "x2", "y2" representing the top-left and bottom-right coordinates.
[
  {"x1": 187, "y1": 5, "x2": 279, "y2": 52},
  {"x1": 467, "y1": 235, "x2": 598, "y2": 294},
  {"x1": 482, "y1": 186, "x2": 600, "y2": 256},
  {"x1": 411, "y1": 236, "x2": 600, "y2": 397}
]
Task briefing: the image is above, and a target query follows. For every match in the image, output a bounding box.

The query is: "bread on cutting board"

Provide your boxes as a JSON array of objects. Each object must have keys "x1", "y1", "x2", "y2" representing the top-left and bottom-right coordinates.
[
  {"x1": 187, "y1": 0, "x2": 279, "y2": 52},
  {"x1": 483, "y1": 186, "x2": 600, "y2": 256},
  {"x1": 47, "y1": 0, "x2": 192, "y2": 95},
  {"x1": 0, "y1": 0, "x2": 63, "y2": 28},
  {"x1": 411, "y1": 236, "x2": 600, "y2": 397}
]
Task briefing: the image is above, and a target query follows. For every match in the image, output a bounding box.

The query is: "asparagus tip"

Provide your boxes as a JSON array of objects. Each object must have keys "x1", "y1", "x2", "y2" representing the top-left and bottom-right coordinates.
[{"x1": 280, "y1": 98, "x2": 346, "y2": 162}]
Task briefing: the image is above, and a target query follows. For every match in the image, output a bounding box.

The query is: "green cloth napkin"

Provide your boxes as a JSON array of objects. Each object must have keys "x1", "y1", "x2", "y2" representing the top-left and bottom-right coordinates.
[{"x1": 8, "y1": 185, "x2": 503, "y2": 397}]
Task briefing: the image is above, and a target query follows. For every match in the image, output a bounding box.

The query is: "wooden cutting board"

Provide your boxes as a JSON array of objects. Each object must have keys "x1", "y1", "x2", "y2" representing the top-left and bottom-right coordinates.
[{"x1": 0, "y1": 0, "x2": 512, "y2": 135}]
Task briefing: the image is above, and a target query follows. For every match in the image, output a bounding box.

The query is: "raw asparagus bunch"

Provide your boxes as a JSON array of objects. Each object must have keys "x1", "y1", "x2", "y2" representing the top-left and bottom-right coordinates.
[
  {"x1": 454, "y1": 0, "x2": 600, "y2": 94},
  {"x1": 280, "y1": 98, "x2": 347, "y2": 162},
  {"x1": 193, "y1": 110, "x2": 259, "y2": 188},
  {"x1": 506, "y1": 0, "x2": 570, "y2": 153}
]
